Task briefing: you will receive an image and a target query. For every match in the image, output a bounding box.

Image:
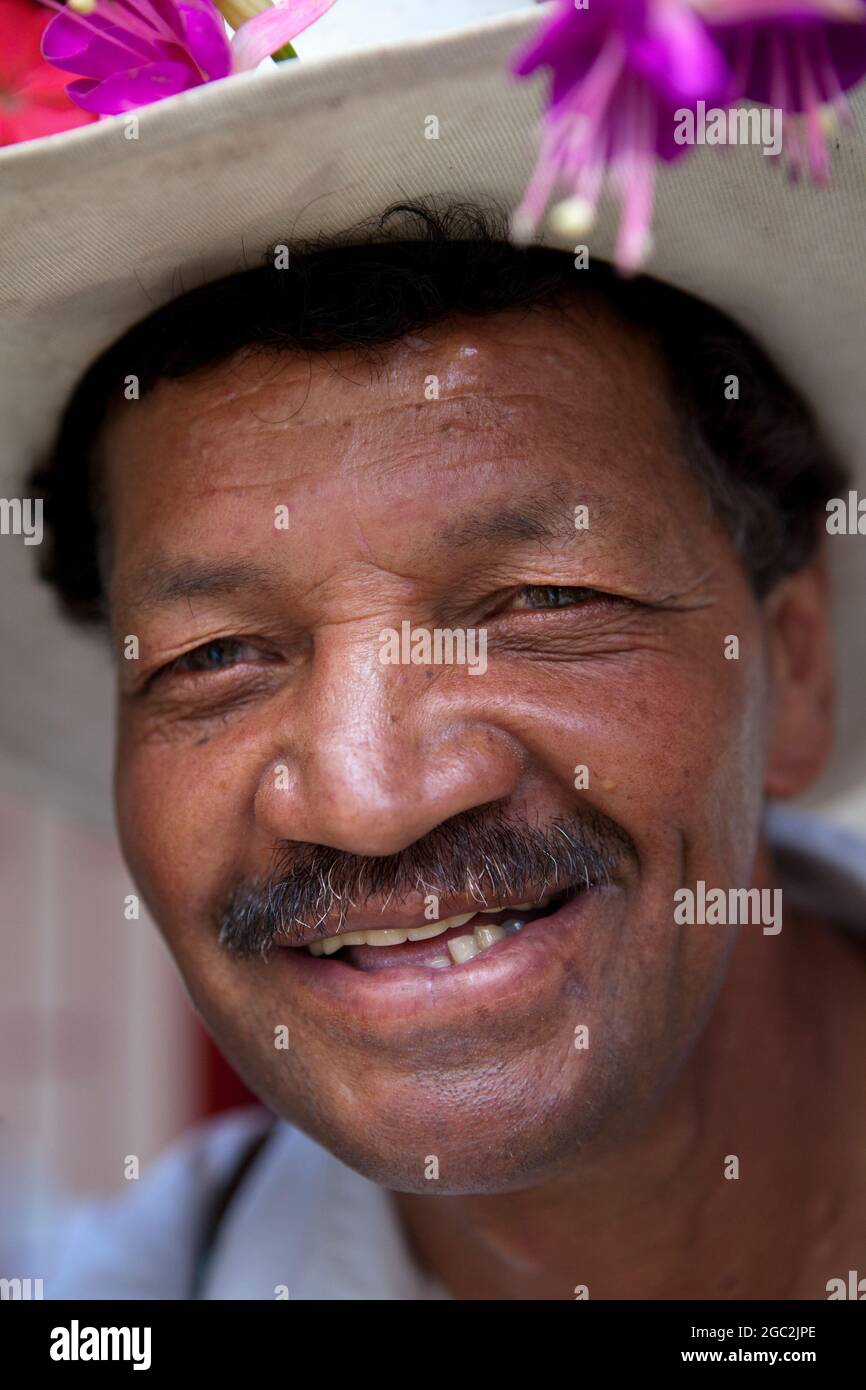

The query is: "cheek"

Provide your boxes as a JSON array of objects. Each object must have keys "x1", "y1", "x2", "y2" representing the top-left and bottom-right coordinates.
[
  {"x1": 113, "y1": 719, "x2": 252, "y2": 949},
  {"x1": 515, "y1": 636, "x2": 768, "y2": 1043},
  {"x1": 507, "y1": 635, "x2": 766, "y2": 816}
]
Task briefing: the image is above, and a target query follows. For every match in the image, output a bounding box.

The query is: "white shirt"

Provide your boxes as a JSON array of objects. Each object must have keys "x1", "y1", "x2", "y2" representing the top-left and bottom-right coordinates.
[
  {"x1": 47, "y1": 808, "x2": 866, "y2": 1300},
  {"x1": 50, "y1": 1109, "x2": 448, "y2": 1300}
]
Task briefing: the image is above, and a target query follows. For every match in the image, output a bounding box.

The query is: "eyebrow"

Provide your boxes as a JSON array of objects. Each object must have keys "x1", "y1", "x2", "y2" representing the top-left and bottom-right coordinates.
[
  {"x1": 437, "y1": 486, "x2": 600, "y2": 551},
  {"x1": 122, "y1": 558, "x2": 278, "y2": 609}
]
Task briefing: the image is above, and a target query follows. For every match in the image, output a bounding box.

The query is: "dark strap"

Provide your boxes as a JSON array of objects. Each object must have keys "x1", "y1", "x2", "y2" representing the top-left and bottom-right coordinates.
[{"x1": 191, "y1": 1118, "x2": 277, "y2": 1299}]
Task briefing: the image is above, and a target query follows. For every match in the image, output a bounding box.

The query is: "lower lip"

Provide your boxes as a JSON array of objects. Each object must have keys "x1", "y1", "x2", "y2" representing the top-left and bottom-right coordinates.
[{"x1": 271, "y1": 887, "x2": 612, "y2": 1027}]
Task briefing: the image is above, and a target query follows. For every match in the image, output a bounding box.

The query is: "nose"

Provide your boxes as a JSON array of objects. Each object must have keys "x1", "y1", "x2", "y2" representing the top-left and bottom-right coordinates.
[{"x1": 254, "y1": 628, "x2": 522, "y2": 857}]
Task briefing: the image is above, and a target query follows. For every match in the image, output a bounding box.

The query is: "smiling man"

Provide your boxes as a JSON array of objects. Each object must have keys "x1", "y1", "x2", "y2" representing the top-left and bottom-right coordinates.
[{"x1": 36, "y1": 204, "x2": 866, "y2": 1301}]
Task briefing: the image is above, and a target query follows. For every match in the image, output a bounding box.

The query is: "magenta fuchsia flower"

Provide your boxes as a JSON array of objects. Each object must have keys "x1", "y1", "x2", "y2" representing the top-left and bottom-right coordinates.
[
  {"x1": 38, "y1": 0, "x2": 337, "y2": 117},
  {"x1": 695, "y1": 0, "x2": 866, "y2": 180},
  {"x1": 511, "y1": 0, "x2": 866, "y2": 269},
  {"x1": 510, "y1": 0, "x2": 731, "y2": 273}
]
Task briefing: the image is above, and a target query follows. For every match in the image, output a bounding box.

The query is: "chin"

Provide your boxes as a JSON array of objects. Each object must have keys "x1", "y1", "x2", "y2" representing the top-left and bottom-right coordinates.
[{"x1": 245, "y1": 1048, "x2": 632, "y2": 1196}]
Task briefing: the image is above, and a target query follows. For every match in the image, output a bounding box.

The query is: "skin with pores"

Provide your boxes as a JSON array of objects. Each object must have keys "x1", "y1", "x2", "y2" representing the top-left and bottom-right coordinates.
[{"x1": 101, "y1": 300, "x2": 866, "y2": 1298}]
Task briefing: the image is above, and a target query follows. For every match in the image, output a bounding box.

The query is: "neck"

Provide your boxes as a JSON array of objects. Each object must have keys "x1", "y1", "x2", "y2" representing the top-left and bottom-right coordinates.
[{"x1": 393, "y1": 852, "x2": 856, "y2": 1300}]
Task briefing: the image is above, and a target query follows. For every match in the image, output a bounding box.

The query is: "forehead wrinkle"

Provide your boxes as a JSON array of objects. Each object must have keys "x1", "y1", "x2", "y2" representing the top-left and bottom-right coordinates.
[
  {"x1": 185, "y1": 381, "x2": 625, "y2": 440},
  {"x1": 115, "y1": 354, "x2": 656, "y2": 505}
]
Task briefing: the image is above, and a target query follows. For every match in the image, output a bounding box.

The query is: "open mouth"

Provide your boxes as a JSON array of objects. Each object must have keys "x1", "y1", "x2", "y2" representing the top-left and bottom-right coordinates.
[
  {"x1": 301, "y1": 891, "x2": 572, "y2": 972},
  {"x1": 269, "y1": 879, "x2": 617, "y2": 1021}
]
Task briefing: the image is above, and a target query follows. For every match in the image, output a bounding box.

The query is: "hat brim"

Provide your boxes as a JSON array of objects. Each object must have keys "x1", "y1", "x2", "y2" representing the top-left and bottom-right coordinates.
[{"x1": 1, "y1": 5, "x2": 863, "y2": 823}]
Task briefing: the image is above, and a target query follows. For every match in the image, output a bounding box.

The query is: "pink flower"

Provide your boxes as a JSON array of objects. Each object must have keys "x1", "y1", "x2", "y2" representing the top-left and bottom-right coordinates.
[
  {"x1": 694, "y1": 0, "x2": 866, "y2": 180},
  {"x1": 39, "y1": 0, "x2": 337, "y2": 117},
  {"x1": 510, "y1": 0, "x2": 730, "y2": 273},
  {"x1": 0, "y1": 0, "x2": 98, "y2": 145}
]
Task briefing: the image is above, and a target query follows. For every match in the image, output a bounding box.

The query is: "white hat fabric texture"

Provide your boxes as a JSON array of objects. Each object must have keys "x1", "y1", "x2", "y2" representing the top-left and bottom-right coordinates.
[{"x1": 0, "y1": 0, "x2": 864, "y2": 822}]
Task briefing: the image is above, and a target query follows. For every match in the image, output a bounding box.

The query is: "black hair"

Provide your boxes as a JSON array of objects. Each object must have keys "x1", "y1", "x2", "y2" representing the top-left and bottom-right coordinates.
[{"x1": 28, "y1": 200, "x2": 846, "y2": 625}]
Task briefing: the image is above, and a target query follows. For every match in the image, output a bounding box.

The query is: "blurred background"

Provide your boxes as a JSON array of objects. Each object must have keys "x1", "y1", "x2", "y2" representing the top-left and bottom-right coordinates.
[{"x1": 0, "y1": 777, "x2": 257, "y2": 1273}]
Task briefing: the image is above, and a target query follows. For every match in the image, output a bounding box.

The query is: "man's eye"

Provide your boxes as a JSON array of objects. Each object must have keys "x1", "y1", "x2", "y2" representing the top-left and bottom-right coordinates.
[
  {"x1": 508, "y1": 585, "x2": 612, "y2": 611},
  {"x1": 171, "y1": 638, "x2": 256, "y2": 675}
]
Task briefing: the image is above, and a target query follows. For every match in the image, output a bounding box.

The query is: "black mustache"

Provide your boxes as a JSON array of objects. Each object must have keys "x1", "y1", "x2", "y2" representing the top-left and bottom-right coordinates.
[{"x1": 217, "y1": 804, "x2": 635, "y2": 958}]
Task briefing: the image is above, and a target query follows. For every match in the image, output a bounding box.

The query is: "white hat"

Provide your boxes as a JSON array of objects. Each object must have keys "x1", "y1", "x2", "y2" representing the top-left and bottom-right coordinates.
[{"x1": 1, "y1": 0, "x2": 864, "y2": 824}]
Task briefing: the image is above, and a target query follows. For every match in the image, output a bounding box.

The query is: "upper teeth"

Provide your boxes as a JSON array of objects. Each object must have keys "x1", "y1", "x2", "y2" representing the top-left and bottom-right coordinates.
[{"x1": 306, "y1": 901, "x2": 544, "y2": 958}]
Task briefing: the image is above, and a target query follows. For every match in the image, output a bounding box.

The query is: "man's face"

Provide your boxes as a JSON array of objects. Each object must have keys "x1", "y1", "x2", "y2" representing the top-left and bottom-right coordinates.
[{"x1": 105, "y1": 298, "x2": 776, "y2": 1193}]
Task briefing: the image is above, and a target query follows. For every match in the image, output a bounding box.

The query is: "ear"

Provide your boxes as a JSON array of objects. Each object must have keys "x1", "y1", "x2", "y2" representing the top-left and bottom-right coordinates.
[{"x1": 763, "y1": 552, "x2": 835, "y2": 799}]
